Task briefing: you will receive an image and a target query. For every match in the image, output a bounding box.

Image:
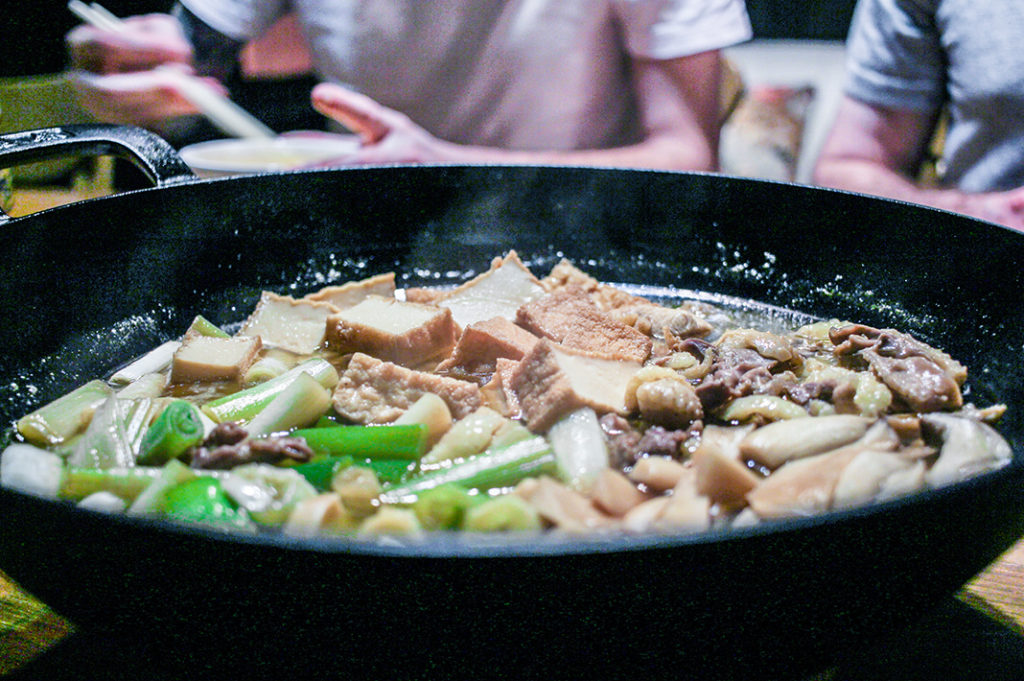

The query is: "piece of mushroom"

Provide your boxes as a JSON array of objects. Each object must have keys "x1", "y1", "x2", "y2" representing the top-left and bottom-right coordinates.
[
  {"x1": 921, "y1": 413, "x2": 1012, "y2": 487},
  {"x1": 739, "y1": 414, "x2": 872, "y2": 469}
]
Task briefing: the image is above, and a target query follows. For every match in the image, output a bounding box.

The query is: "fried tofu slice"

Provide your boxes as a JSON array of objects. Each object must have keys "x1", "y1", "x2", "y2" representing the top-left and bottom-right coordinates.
[
  {"x1": 323, "y1": 295, "x2": 458, "y2": 367},
  {"x1": 238, "y1": 292, "x2": 337, "y2": 355},
  {"x1": 332, "y1": 353, "x2": 481, "y2": 424},
  {"x1": 434, "y1": 316, "x2": 539, "y2": 378},
  {"x1": 436, "y1": 251, "x2": 546, "y2": 329},
  {"x1": 304, "y1": 272, "x2": 396, "y2": 310},
  {"x1": 169, "y1": 335, "x2": 262, "y2": 384},
  {"x1": 511, "y1": 339, "x2": 642, "y2": 433},
  {"x1": 516, "y1": 287, "x2": 652, "y2": 363}
]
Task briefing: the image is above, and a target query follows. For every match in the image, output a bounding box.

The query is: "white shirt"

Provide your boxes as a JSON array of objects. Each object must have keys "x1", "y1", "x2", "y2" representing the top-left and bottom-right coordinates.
[{"x1": 181, "y1": 0, "x2": 751, "y2": 150}]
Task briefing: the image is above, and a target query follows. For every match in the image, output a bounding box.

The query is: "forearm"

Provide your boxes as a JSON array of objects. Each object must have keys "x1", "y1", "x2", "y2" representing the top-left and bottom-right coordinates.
[
  {"x1": 813, "y1": 157, "x2": 968, "y2": 211},
  {"x1": 429, "y1": 134, "x2": 717, "y2": 172}
]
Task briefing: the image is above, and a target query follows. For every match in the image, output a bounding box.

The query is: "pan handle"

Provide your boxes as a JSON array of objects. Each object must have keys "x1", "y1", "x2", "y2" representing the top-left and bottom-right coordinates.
[{"x1": 0, "y1": 124, "x2": 197, "y2": 223}]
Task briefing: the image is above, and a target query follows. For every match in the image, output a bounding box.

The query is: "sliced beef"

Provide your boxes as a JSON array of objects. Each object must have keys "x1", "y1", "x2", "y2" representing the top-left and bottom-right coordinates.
[{"x1": 830, "y1": 325, "x2": 963, "y2": 412}]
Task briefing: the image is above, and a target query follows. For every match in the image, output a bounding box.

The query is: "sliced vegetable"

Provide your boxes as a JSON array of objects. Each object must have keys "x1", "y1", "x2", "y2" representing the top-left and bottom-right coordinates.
[
  {"x1": 61, "y1": 466, "x2": 162, "y2": 502},
  {"x1": 162, "y1": 476, "x2": 254, "y2": 531},
  {"x1": 128, "y1": 459, "x2": 196, "y2": 515},
  {"x1": 394, "y1": 393, "x2": 452, "y2": 448},
  {"x1": 292, "y1": 424, "x2": 428, "y2": 461},
  {"x1": 116, "y1": 373, "x2": 168, "y2": 400},
  {"x1": 220, "y1": 463, "x2": 318, "y2": 525},
  {"x1": 244, "y1": 371, "x2": 332, "y2": 439},
  {"x1": 293, "y1": 455, "x2": 355, "y2": 491},
  {"x1": 16, "y1": 379, "x2": 113, "y2": 447},
  {"x1": 0, "y1": 443, "x2": 65, "y2": 498},
  {"x1": 547, "y1": 407, "x2": 609, "y2": 494},
  {"x1": 412, "y1": 483, "x2": 479, "y2": 530},
  {"x1": 78, "y1": 491, "x2": 128, "y2": 513},
  {"x1": 187, "y1": 315, "x2": 230, "y2": 338},
  {"x1": 379, "y1": 436, "x2": 556, "y2": 505},
  {"x1": 202, "y1": 358, "x2": 339, "y2": 424},
  {"x1": 138, "y1": 400, "x2": 205, "y2": 466},
  {"x1": 110, "y1": 341, "x2": 180, "y2": 385},
  {"x1": 68, "y1": 396, "x2": 134, "y2": 470},
  {"x1": 462, "y1": 494, "x2": 541, "y2": 532}
]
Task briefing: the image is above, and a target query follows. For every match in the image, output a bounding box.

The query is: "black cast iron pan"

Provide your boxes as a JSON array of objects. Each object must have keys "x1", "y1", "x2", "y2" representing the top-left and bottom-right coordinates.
[{"x1": 1, "y1": 125, "x2": 1022, "y2": 680}]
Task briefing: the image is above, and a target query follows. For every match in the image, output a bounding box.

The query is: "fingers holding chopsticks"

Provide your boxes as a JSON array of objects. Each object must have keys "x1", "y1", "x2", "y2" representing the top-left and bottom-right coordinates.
[{"x1": 67, "y1": 12, "x2": 193, "y2": 74}]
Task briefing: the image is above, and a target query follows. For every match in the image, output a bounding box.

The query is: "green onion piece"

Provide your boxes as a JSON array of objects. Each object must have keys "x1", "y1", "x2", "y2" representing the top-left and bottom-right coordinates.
[
  {"x1": 110, "y1": 341, "x2": 179, "y2": 385},
  {"x1": 138, "y1": 400, "x2": 205, "y2": 466},
  {"x1": 162, "y1": 476, "x2": 253, "y2": 531},
  {"x1": 16, "y1": 380, "x2": 113, "y2": 447},
  {"x1": 187, "y1": 315, "x2": 230, "y2": 338},
  {"x1": 68, "y1": 396, "x2": 134, "y2": 470},
  {"x1": 201, "y1": 358, "x2": 339, "y2": 424},
  {"x1": 61, "y1": 466, "x2": 163, "y2": 503},
  {"x1": 412, "y1": 483, "x2": 480, "y2": 530},
  {"x1": 292, "y1": 424, "x2": 428, "y2": 461},
  {"x1": 462, "y1": 494, "x2": 542, "y2": 532},
  {"x1": 380, "y1": 436, "x2": 555, "y2": 505},
  {"x1": 244, "y1": 372, "x2": 332, "y2": 439},
  {"x1": 292, "y1": 455, "x2": 355, "y2": 491},
  {"x1": 363, "y1": 458, "x2": 416, "y2": 485},
  {"x1": 127, "y1": 459, "x2": 196, "y2": 515}
]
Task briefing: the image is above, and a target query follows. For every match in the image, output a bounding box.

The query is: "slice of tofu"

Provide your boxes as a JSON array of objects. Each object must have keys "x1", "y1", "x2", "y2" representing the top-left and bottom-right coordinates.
[
  {"x1": 511, "y1": 339, "x2": 642, "y2": 433},
  {"x1": 323, "y1": 295, "x2": 458, "y2": 367},
  {"x1": 437, "y1": 251, "x2": 546, "y2": 329},
  {"x1": 238, "y1": 292, "x2": 338, "y2": 355},
  {"x1": 304, "y1": 272, "x2": 396, "y2": 310},
  {"x1": 332, "y1": 353, "x2": 482, "y2": 423},
  {"x1": 170, "y1": 335, "x2": 263, "y2": 384},
  {"x1": 434, "y1": 316, "x2": 539, "y2": 376}
]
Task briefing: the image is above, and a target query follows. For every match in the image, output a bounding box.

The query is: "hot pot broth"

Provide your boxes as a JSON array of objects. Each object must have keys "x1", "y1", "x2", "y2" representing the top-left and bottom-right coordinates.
[{"x1": 0, "y1": 252, "x2": 1011, "y2": 538}]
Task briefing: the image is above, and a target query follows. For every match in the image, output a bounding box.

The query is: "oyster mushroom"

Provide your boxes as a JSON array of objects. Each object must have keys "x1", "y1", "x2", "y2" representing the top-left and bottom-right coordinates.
[{"x1": 921, "y1": 413, "x2": 1012, "y2": 487}]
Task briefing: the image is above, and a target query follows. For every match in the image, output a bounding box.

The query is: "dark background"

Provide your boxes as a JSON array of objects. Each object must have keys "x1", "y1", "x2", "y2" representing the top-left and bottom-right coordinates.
[{"x1": 1, "y1": 0, "x2": 859, "y2": 78}]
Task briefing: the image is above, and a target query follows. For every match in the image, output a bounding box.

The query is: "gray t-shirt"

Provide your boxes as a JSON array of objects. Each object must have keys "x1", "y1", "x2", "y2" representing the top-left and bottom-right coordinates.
[
  {"x1": 844, "y1": 0, "x2": 1024, "y2": 192},
  {"x1": 180, "y1": 0, "x2": 751, "y2": 151}
]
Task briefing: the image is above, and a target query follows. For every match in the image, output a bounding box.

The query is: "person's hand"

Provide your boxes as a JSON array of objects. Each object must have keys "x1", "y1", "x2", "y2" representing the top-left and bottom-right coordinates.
[
  {"x1": 309, "y1": 82, "x2": 459, "y2": 164},
  {"x1": 67, "y1": 13, "x2": 209, "y2": 127},
  {"x1": 939, "y1": 186, "x2": 1024, "y2": 232},
  {"x1": 67, "y1": 13, "x2": 192, "y2": 74}
]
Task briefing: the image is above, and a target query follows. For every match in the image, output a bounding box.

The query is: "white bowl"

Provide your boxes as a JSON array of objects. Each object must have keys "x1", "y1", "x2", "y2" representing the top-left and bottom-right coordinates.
[{"x1": 179, "y1": 135, "x2": 359, "y2": 178}]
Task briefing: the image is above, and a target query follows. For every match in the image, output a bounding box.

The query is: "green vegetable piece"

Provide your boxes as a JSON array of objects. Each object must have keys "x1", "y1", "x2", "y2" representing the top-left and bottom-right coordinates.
[
  {"x1": 362, "y1": 458, "x2": 416, "y2": 485},
  {"x1": 61, "y1": 466, "x2": 163, "y2": 503},
  {"x1": 380, "y1": 436, "x2": 556, "y2": 505},
  {"x1": 202, "y1": 358, "x2": 338, "y2": 424},
  {"x1": 138, "y1": 400, "x2": 205, "y2": 466},
  {"x1": 128, "y1": 459, "x2": 196, "y2": 515},
  {"x1": 413, "y1": 483, "x2": 479, "y2": 530},
  {"x1": 68, "y1": 396, "x2": 134, "y2": 470},
  {"x1": 293, "y1": 455, "x2": 355, "y2": 491},
  {"x1": 16, "y1": 380, "x2": 113, "y2": 447},
  {"x1": 162, "y1": 476, "x2": 253, "y2": 531},
  {"x1": 187, "y1": 315, "x2": 230, "y2": 338},
  {"x1": 244, "y1": 371, "x2": 332, "y2": 439},
  {"x1": 292, "y1": 424, "x2": 428, "y2": 461},
  {"x1": 462, "y1": 494, "x2": 541, "y2": 532}
]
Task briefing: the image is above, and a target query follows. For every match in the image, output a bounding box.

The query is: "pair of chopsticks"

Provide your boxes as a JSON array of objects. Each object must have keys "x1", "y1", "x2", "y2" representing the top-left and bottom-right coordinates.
[{"x1": 68, "y1": 1, "x2": 276, "y2": 139}]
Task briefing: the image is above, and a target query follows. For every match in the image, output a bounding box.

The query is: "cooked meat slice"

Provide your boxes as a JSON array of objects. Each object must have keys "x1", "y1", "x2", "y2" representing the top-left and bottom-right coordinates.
[
  {"x1": 324, "y1": 295, "x2": 458, "y2": 367},
  {"x1": 693, "y1": 346, "x2": 775, "y2": 411},
  {"x1": 435, "y1": 251, "x2": 546, "y2": 329},
  {"x1": 169, "y1": 334, "x2": 262, "y2": 384},
  {"x1": 608, "y1": 304, "x2": 713, "y2": 345},
  {"x1": 191, "y1": 436, "x2": 314, "y2": 470},
  {"x1": 830, "y1": 325, "x2": 964, "y2": 412},
  {"x1": 238, "y1": 291, "x2": 337, "y2": 355},
  {"x1": 434, "y1": 316, "x2": 539, "y2": 379},
  {"x1": 332, "y1": 353, "x2": 481, "y2": 424},
  {"x1": 511, "y1": 339, "x2": 642, "y2": 433},
  {"x1": 304, "y1": 272, "x2": 396, "y2": 309},
  {"x1": 516, "y1": 287, "x2": 652, "y2": 363}
]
